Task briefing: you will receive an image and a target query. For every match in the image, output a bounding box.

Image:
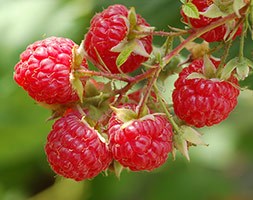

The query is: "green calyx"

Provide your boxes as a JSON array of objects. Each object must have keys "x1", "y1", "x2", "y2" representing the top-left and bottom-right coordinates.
[{"x1": 110, "y1": 7, "x2": 154, "y2": 70}]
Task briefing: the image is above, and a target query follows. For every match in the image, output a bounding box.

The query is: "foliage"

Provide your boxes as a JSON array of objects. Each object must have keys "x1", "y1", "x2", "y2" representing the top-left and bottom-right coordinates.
[{"x1": 1, "y1": 0, "x2": 253, "y2": 199}]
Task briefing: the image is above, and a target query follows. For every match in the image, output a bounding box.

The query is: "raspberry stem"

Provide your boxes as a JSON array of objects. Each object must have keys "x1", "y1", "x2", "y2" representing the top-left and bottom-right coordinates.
[
  {"x1": 239, "y1": 23, "x2": 246, "y2": 62},
  {"x1": 76, "y1": 69, "x2": 134, "y2": 82},
  {"x1": 132, "y1": 29, "x2": 189, "y2": 37},
  {"x1": 162, "y1": 4, "x2": 249, "y2": 66},
  {"x1": 137, "y1": 66, "x2": 160, "y2": 118}
]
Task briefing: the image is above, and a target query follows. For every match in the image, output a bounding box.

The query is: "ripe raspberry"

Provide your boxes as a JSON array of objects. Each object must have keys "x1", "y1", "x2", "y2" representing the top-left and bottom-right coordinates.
[
  {"x1": 45, "y1": 109, "x2": 112, "y2": 181},
  {"x1": 181, "y1": 0, "x2": 242, "y2": 42},
  {"x1": 108, "y1": 104, "x2": 173, "y2": 171},
  {"x1": 14, "y1": 36, "x2": 88, "y2": 105},
  {"x1": 84, "y1": 4, "x2": 153, "y2": 74},
  {"x1": 172, "y1": 58, "x2": 240, "y2": 128}
]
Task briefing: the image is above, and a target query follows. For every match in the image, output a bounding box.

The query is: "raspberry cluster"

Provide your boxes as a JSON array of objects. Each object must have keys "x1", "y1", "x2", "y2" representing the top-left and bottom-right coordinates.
[{"x1": 13, "y1": 2, "x2": 250, "y2": 181}]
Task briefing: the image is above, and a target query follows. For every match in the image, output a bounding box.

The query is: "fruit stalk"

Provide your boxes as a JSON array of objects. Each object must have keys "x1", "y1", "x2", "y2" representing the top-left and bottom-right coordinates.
[{"x1": 162, "y1": 4, "x2": 249, "y2": 66}]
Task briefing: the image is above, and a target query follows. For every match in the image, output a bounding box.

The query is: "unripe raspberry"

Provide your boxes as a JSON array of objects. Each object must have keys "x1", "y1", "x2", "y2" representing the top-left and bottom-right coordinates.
[
  {"x1": 108, "y1": 104, "x2": 173, "y2": 171},
  {"x1": 14, "y1": 36, "x2": 88, "y2": 106},
  {"x1": 45, "y1": 109, "x2": 112, "y2": 181}
]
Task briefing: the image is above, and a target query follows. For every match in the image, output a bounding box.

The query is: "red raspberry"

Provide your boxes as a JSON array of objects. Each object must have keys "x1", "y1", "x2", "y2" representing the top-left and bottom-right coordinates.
[
  {"x1": 84, "y1": 4, "x2": 153, "y2": 74},
  {"x1": 14, "y1": 36, "x2": 88, "y2": 105},
  {"x1": 181, "y1": 0, "x2": 242, "y2": 42},
  {"x1": 45, "y1": 109, "x2": 112, "y2": 181},
  {"x1": 172, "y1": 59, "x2": 240, "y2": 128},
  {"x1": 108, "y1": 104, "x2": 173, "y2": 171}
]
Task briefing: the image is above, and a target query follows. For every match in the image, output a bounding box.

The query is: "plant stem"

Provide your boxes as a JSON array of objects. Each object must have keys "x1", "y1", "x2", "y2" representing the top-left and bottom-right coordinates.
[
  {"x1": 133, "y1": 29, "x2": 189, "y2": 37},
  {"x1": 76, "y1": 69, "x2": 134, "y2": 82},
  {"x1": 137, "y1": 66, "x2": 160, "y2": 117},
  {"x1": 239, "y1": 23, "x2": 245, "y2": 62},
  {"x1": 216, "y1": 40, "x2": 232, "y2": 76},
  {"x1": 162, "y1": 5, "x2": 248, "y2": 66}
]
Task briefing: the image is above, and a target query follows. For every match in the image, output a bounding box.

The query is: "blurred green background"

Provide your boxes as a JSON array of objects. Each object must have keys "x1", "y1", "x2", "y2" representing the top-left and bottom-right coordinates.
[{"x1": 1, "y1": 0, "x2": 253, "y2": 199}]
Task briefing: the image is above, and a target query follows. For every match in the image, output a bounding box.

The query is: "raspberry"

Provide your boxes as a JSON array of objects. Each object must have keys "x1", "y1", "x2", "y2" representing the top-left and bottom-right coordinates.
[
  {"x1": 181, "y1": 0, "x2": 242, "y2": 42},
  {"x1": 84, "y1": 4, "x2": 153, "y2": 74},
  {"x1": 45, "y1": 109, "x2": 112, "y2": 181},
  {"x1": 108, "y1": 104, "x2": 173, "y2": 171},
  {"x1": 14, "y1": 36, "x2": 88, "y2": 105},
  {"x1": 172, "y1": 59, "x2": 240, "y2": 128}
]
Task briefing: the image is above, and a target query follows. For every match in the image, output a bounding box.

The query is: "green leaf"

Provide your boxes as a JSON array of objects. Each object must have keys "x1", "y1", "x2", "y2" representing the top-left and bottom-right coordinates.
[
  {"x1": 110, "y1": 106, "x2": 137, "y2": 123},
  {"x1": 174, "y1": 135, "x2": 190, "y2": 161},
  {"x1": 113, "y1": 161, "x2": 124, "y2": 179},
  {"x1": 70, "y1": 73, "x2": 84, "y2": 103},
  {"x1": 233, "y1": 0, "x2": 246, "y2": 17},
  {"x1": 180, "y1": 0, "x2": 186, "y2": 4},
  {"x1": 116, "y1": 43, "x2": 135, "y2": 68},
  {"x1": 181, "y1": 126, "x2": 207, "y2": 146},
  {"x1": 112, "y1": 39, "x2": 150, "y2": 69},
  {"x1": 236, "y1": 57, "x2": 253, "y2": 80},
  {"x1": 200, "y1": 4, "x2": 225, "y2": 18},
  {"x1": 132, "y1": 39, "x2": 150, "y2": 57},
  {"x1": 203, "y1": 55, "x2": 217, "y2": 78},
  {"x1": 244, "y1": 57, "x2": 253, "y2": 69},
  {"x1": 237, "y1": 63, "x2": 249, "y2": 80},
  {"x1": 128, "y1": 7, "x2": 137, "y2": 31},
  {"x1": 220, "y1": 57, "x2": 239, "y2": 80},
  {"x1": 182, "y1": 2, "x2": 200, "y2": 19},
  {"x1": 186, "y1": 72, "x2": 207, "y2": 80}
]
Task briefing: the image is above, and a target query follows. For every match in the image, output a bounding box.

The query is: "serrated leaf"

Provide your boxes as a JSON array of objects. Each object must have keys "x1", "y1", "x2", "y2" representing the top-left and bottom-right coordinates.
[
  {"x1": 233, "y1": 0, "x2": 246, "y2": 17},
  {"x1": 174, "y1": 135, "x2": 190, "y2": 161},
  {"x1": 203, "y1": 55, "x2": 217, "y2": 78},
  {"x1": 181, "y1": 126, "x2": 207, "y2": 146},
  {"x1": 220, "y1": 57, "x2": 239, "y2": 80},
  {"x1": 200, "y1": 4, "x2": 226, "y2": 18},
  {"x1": 182, "y1": 2, "x2": 200, "y2": 19}
]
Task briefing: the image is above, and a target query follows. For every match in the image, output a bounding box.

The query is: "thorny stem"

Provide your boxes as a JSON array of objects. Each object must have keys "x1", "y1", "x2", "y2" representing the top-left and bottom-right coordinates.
[
  {"x1": 216, "y1": 40, "x2": 233, "y2": 76},
  {"x1": 132, "y1": 29, "x2": 189, "y2": 37},
  {"x1": 137, "y1": 66, "x2": 160, "y2": 117},
  {"x1": 76, "y1": 69, "x2": 134, "y2": 82},
  {"x1": 239, "y1": 23, "x2": 246, "y2": 62},
  {"x1": 113, "y1": 67, "x2": 156, "y2": 104},
  {"x1": 162, "y1": 5, "x2": 249, "y2": 66}
]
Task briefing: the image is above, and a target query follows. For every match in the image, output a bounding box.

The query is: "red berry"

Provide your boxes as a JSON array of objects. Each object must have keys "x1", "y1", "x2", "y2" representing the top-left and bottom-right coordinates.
[
  {"x1": 181, "y1": 0, "x2": 242, "y2": 42},
  {"x1": 84, "y1": 4, "x2": 153, "y2": 74},
  {"x1": 108, "y1": 104, "x2": 173, "y2": 171},
  {"x1": 45, "y1": 109, "x2": 112, "y2": 181},
  {"x1": 14, "y1": 36, "x2": 88, "y2": 105},
  {"x1": 172, "y1": 59, "x2": 240, "y2": 128}
]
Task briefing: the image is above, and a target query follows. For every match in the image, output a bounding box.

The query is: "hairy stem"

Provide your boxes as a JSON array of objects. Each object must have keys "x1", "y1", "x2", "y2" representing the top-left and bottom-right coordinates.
[
  {"x1": 137, "y1": 66, "x2": 160, "y2": 117},
  {"x1": 239, "y1": 23, "x2": 246, "y2": 62},
  {"x1": 162, "y1": 5, "x2": 248, "y2": 66}
]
